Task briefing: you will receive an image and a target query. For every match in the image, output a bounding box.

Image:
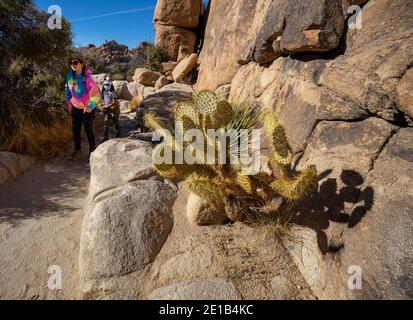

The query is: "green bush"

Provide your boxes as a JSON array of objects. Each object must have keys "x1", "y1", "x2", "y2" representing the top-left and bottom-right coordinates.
[
  {"x1": 127, "y1": 42, "x2": 151, "y2": 76},
  {"x1": 82, "y1": 48, "x2": 105, "y2": 74},
  {"x1": 144, "y1": 46, "x2": 170, "y2": 72},
  {"x1": 112, "y1": 73, "x2": 126, "y2": 81},
  {"x1": 0, "y1": 0, "x2": 73, "y2": 152},
  {"x1": 126, "y1": 72, "x2": 134, "y2": 82}
]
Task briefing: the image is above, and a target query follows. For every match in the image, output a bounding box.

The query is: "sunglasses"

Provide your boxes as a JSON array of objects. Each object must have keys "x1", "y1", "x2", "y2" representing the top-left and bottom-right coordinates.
[{"x1": 69, "y1": 60, "x2": 81, "y2": 66}]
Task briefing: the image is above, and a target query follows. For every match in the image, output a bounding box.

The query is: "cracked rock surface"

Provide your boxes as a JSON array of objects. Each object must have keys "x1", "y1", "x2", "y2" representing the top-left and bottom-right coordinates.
[{"x1": 200, "y1": 0, "x2": 413, "y2": 299}]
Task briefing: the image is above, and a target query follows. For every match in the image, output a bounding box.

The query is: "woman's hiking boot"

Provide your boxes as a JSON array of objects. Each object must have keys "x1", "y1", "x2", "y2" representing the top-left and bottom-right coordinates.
[{"x1": 67, "y1": 150, "x2": 82, "y2": 161}]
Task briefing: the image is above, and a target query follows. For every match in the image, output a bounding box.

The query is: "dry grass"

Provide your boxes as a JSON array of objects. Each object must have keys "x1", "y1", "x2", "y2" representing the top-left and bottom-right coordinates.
[
  {"x1": 4, "y1": 118, "x2": 72, "y2": 160},
  {"x1": 239, "y1": 199, "x2": 296, "y2": 238},
  {"x1": 128, "y1": 96, "x2": 142, "y2": 112}
]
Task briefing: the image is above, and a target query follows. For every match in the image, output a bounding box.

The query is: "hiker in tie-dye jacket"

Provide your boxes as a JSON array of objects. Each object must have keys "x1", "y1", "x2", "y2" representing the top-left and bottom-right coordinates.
[
  {"x1": 65, "y1": 56, "x2": 101, "y2": 161},
  {"x1": 65, "y1": 68, "x2": 100, "y2": 113}
]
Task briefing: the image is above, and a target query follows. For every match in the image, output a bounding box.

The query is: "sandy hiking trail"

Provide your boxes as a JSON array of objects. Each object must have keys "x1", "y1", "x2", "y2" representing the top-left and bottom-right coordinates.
[{"x1": 0, "y1": 114, "x2": 138, "y2": 300}]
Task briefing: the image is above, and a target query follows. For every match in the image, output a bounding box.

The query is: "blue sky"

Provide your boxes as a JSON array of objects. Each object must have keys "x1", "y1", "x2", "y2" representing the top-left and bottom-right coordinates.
[{"x1": 35, "y1": 0, "x2": 158, "y2": 48}]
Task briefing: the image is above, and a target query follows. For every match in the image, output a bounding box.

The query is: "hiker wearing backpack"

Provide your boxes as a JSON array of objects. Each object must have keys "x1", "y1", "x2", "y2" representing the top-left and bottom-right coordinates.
[
  {"x1": 99, "y1": 79, "x2": 121, "y2": 142},
  {"x1": 65, "y1": 56, "x2": 100, "y2": 161}
]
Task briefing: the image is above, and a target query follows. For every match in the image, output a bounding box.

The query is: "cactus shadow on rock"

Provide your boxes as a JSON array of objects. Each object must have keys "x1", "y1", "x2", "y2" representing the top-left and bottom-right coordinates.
[{"x1": 291, "y1": 169, "x2": 374, "y2": 254}]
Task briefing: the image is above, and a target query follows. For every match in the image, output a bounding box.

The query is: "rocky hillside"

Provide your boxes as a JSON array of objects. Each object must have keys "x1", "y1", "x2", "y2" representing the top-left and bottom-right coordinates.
[
  {"x1": 79, "y1": 0, "x2": 412, "y2": 300},
  {"x1": 77, "y1": 41, "x2": 152, "y2": 79}
]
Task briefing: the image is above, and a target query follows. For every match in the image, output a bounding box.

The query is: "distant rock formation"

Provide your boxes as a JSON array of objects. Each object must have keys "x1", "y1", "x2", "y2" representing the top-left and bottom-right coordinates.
[
  {"x1": 97, "y1": 40, "x2": 130, "y2": 64},
  {"x1": 77, "y1": 41, "x2": 152, "y2": 75}
]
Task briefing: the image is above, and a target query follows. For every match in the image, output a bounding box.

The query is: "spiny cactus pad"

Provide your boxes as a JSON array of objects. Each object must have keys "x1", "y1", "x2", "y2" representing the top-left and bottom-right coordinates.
[
  {"x1": 175, "y1": 102, "x2": 199, "y2": 126},
  {"x1": 187, "y1": 175, "x2": 224, "y2": 208},
  {"x1": 270, "y1": 166, "x2": 318, "y2": 200},
  {"x1": 194, "y1": 91, "x2": 219, "y2": 115},
  {"x1": 206, "y1": 101, "x2": 234, "y2": 129},
  {"x1": 235, "y1": 172, "x2": 253, "y2": 194},
  {"x1": 144, "y1": 112, "x2": 163, "y2": 131},
  {"x1": 263, "y1": 112, "x2": 293, "y2": 167}
]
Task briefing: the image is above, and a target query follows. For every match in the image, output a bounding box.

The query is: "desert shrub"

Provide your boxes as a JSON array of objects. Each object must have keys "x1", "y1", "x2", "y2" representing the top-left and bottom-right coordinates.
[
  {"x1": 0, "y1": 0, "x2": 73, "y2": 156},
  {"x1": 82, "y1": 47, "x2": 105, "y2": 74},
  {"x1": 106, "y1": 63, "x2": 129, "y2": 80},
  {"x1": 7, "y1": 115, "x2": 72, "y2": 159},
  {"x1": 126, "y1": 73, "x2": 134, "y2": 82},
  {"x1": 127, "y1": 42, "x2": 152, "y2": 79},
  {"x1": 145, "y1": 46, "x2": 170, "y2": 72},
  {"x1": 128, "y1": 42, "x2": 151, "y2": 70},
  {"x1": 112, "y1": 73, "x2": 126, "y2": 81},
  {"x1": 107, "y1": 63, "x2": 127, "y2": 75},
  {"x1": 144, "y1": 91, "x2": 318, "y2": 226},
  {"x1": 128, "y1": 96, "x2": 142, "y2": 112}
]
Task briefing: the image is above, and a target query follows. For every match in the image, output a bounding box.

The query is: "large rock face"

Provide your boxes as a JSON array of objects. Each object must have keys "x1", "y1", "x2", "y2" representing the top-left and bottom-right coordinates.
[
  {"x1": 396, "y1": 68, "x2": 413, "y2": 119},
  {"x1": 196, "y1": 0, "x2": 265, "y2": 90},
  {"x1": 245, "y1": 0, "x2": 346, "y2": 64},
  {"x1": 154, "y1": 0, "x2": 202, "y2": 29},
  {"x1": 80, "y1": 140, "x2": 178, "y2": 297},
  {"x1": 154, "y1": 0, "x2": 202, "y2": 60},
  {"x1": 155, "y1": 24, "x2": 197, "y2": 61},
  {"x1": 286, "y1": 128, "x2": 413, "y2": 300},
  {"x1": 225, "y1": 0, "x2": 413, "y2": 299},
  {"x1": 196, "y1": 0, "x2": 367, "y2": 90},
  {"x1": 137, "y1": 83, "x2": 194, "y2": 125},
  {"x1": 81, "y1": 181, "x2": 176, "y2": 279},
  {"x1": 340, "y1": 128, "x2": 413, "y2": 299}
]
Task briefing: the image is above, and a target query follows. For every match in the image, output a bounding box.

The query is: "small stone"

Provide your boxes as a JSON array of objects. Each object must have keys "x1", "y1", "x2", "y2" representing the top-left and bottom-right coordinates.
[
  {"x1": 172, "y1": 53, "x2": 198, "y2": 83},
  {"x1": 186, "y1": 192, "x2": 228, "y2": 226},
  {"x1": 133, "y1": 68, "x2": 162, "y2": 86},
  {"x1": 155, "y1": 76, "x2": 170, "y2": 91}
]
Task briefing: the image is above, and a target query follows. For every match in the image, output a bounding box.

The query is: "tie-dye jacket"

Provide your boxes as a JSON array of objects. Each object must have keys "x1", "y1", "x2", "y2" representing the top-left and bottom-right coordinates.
[{"x1": 65, "y1": 69, "x2": 100, "y2": 112}]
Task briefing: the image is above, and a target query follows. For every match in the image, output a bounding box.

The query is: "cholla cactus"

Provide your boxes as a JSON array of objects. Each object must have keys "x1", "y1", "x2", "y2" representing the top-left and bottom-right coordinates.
[{"x1": 144, "y1": 90, "x2": 318, "y2": 224}]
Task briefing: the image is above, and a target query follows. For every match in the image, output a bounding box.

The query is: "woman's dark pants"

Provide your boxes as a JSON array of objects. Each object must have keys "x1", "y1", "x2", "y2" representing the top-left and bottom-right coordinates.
[{"x1": 71, "y1": 107, "x2": 96, "y2": 153}]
